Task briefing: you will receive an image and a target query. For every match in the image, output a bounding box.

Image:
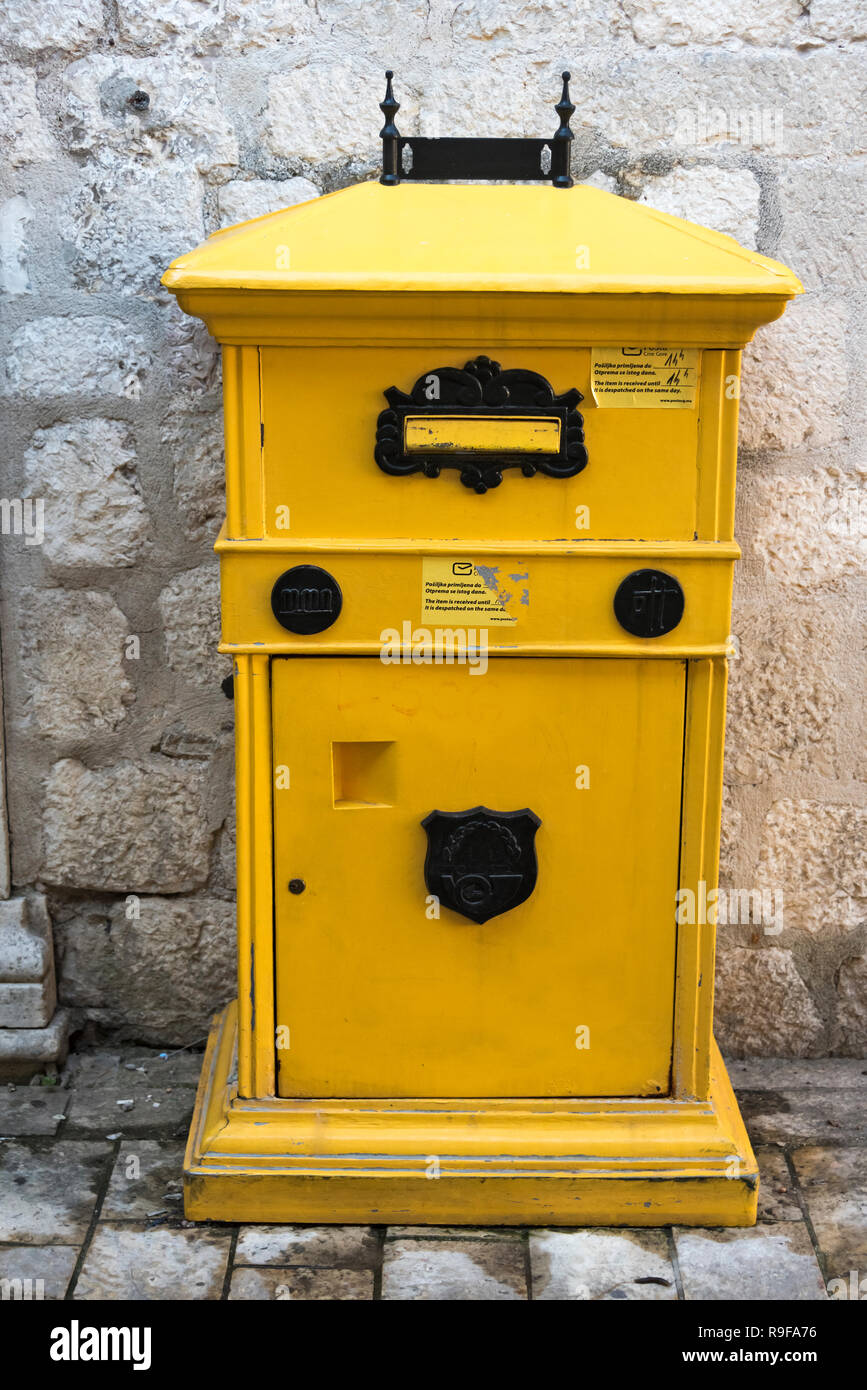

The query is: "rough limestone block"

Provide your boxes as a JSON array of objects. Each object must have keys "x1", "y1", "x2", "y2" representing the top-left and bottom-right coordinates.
[
  {"x1": 160, "y1": 298, "x2": 219, "y2": 395},
  {"x1": 1, "y1": 0, "x2": 104, "y2": 52},
  {"x1": 61, "y1": 54, "x2": 237, "y2": 175},
  {"x1": 725, "y1": 607, "x2": 841, "y2": 784},
  {"x1": 0, "y1": 193, "x2": 32, "y2": 293},
  {"x1": 65, "y1": 161, "x2": 205, "y2": 295},
  {"x1": 451, "y1": 0, "x2": 618, "y2": 48},
  {"x1": 116, "y1": 0, "x2": 229, "y2": 50},
  {"x1": 777, "y1": 157, "x2": 867, "y2": 290},
  {"x1": 0, "y1": 894, "x2": 53, "y2": 982},
  {"x1": 22, "y1": 420, "x2": 150, "y2": 569},
  {"x1": 808, "y1": 0, "x2": 867, "y2": 42},
  {"x1": 41, "y1": 758, "x2": 213, "y2": 893},
  {"x1": 757, "y1": 799, "x2": 867, "y2": 937},
  {"x1": 0, "y1": 66, "x2": 54, "y2": 166},
  {"x1": 55, "y1": 895, "x2": 235, "y2": 1046},
  {"x1": 267, "y1": 64, "x2": 420, "y2": 162},
  {"x1": 218, "y1": 177, "x2": 320, "y2": 228},
  {"x1": 165, "y1": 402, "x2": 225, "y2": 542},
  {"x1": 639, "y1": 166, "x2": 759, "y2": 248},
  {"x1": 719, "y1": 794, "x2": 742, "y2": 883},
  {"x1": 832, "y1": 953, "x2": 867, "y2": 1055},
  {"x1": 750, "y1": 471, "x2": 865, "y2": 590},
  {"x1": 13, "y1": 589, "x2": 133, "y2": 739},
  {"x1": 0, "y1": 982, "x2": 55, "y2": 1028},
  {"x1": 621, "y1": 0, "x2": 802, "y2": 48},
  {"x1": 3, "y1": 318, "x2": 151, "y2": 399},
  {"x1": 587, "y1": 49, "x2": 861, "y2": 158},
  {"x1": 739, "y1": 297, "x2": 849, "y2": 451},
  {"x1": 0, "y1": 1009, "x2": 72, "y2": 1082},
  {"x1": 159, "y1": 561, "x2": 229, "y2": 689},
  {"x1": 715, "y1": 947, "x2": 824, "y2": 1056},
  {"x1": 0, "y1": 889, "x2": 55, "y2": 1026}
]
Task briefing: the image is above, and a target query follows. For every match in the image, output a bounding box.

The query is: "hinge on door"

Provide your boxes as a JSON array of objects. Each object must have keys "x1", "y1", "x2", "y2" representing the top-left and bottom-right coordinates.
[{"x1": 260, "y1": 422, "x2": 265, "y2": 447}]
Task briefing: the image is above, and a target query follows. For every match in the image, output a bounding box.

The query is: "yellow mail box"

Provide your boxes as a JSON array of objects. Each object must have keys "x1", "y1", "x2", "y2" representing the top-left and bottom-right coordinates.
[{"x1": 163, "y1": 74, "x2": 801, "y2": 1226}]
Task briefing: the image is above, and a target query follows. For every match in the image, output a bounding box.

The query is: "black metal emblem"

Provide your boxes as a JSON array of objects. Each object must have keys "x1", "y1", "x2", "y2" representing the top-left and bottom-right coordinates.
[
  {"x1": 271, "y1": 565, "x2": 342, "y2": 634},
  {"x1": 375, "y1": 356, "x2": 587, "y2": 494},
  {"x1": 613, "y1": 570, "x2": 684, "y2": 638},
  {"x1": 422, "y1": 806, "x2": 541, "y2": 924}
]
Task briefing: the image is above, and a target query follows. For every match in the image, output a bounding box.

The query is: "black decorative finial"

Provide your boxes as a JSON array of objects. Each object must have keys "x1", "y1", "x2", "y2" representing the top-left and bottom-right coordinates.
[
  {"x1": 380, "y1": 70, "x2": 401, "y2": 186},
  {"x1": 551, "y1": 70, "x2": 574, "y2": 189}
]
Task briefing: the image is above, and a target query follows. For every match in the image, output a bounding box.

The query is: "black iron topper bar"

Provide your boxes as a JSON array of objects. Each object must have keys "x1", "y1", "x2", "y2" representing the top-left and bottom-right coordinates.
[{"x1": 379, "y1": 70, "x2": 574, "y2": 188}]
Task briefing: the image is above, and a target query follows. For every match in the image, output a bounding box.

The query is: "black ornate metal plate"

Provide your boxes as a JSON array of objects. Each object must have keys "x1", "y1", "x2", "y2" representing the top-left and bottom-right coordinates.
[
  {"x1": 422, "y1": 806, "x2": 541, "y2": 924},
  {"x1": 375, "y1": 356, "x2": 588, "y2": 494},
  {"x1": 613, "y1": 570, "x2": 685, "y2": 638},
  {"x1": 271, "y1": 565, "x2": 342, "y2": 635}
]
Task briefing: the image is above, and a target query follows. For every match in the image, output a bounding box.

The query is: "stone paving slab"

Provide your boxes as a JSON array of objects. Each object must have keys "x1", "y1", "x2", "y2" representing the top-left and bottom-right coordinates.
[
  {"x1": 73, "y1": 1223, "x2": 231, "y2": 1300},
  {"x1": 229, "y1": 1267, "x2": 375, "y2": 1300},
  {"x1": 63, "y1": 1085, "x2": 196, "y2": 1138},
  {"x1": 0, "y1": 1244, "x2": 80, "y2": 1299},
  {"x1": 0, "y1": 1087, "x2": 69, "y2": 1136},
  {"x1": 382, "y1": 1237, "x2": 527, "y2": 1300},
  {"x1": 529, "y1": 1229, "x2": 677, "y2": 1300},
  {"x1": 64, "y1": 1048, "x2": 205, "y2": 1090},
  {"x1": 737, "y1": 1089, "x2": 867, "y2": 1146},
  {"x1": 755, "y1": 1147, "x2": 803, "y2": 1223},
  {"x1": 792, "y1": 1146, "x2": 867, "y2": 1287},
  {"x1": 234, "y1": 1224, "x2": 379, "y2": 1269},
  {"x1": 100, "y1": 1140, "x2": 186, "y2": 1221},
  {"x1": 674, "y1": 1223, "x2": 827, "y2": 1301},
  {"x1": 385, "y1": 1225, "x2": 517, "y2": 1240},
  {"x1": 60, "y1": 1047, "x2": 201, "y2": 1137},
  {"x1": 729, "y1": 1059, "x2": 867, "y2": 1090},
  {"x1": 0, "y1": 1050, "x2": 862, "y2": 1300},
  {"x1": 0, "y1": 1140, "x2": 111, "y2": 1245}
]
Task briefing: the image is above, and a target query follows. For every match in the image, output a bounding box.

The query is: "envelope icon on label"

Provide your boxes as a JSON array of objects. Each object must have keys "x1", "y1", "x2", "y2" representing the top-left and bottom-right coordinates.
[{"x1": 452, "y1": 562, "x2": 474, "y2": 576}]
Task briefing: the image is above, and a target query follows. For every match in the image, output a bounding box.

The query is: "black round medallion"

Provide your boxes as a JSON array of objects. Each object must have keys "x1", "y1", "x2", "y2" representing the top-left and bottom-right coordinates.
[
  {"x1": 271, "y1": 565, "x2": 342, "y2": 635},
  {"x1": 614, "y1": 569, "x2": 684, "y2": 638}
]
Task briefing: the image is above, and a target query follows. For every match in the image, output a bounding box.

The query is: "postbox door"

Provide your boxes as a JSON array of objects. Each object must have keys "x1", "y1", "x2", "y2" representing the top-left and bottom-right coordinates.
[{"x1": 272, "y1": 656, "x2": 685, "y2": 1099}]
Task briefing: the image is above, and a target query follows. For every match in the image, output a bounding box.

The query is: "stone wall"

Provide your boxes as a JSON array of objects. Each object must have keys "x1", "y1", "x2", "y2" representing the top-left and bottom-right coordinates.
[{"x1": 0, "y1": 1, "x2": 863, "y2": 1054}]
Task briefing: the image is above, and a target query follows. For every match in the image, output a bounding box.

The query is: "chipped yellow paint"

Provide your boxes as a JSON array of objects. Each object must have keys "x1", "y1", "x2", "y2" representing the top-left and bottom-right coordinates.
[{"x1": 162, "y1": 175, "x2": 801, "y2": 1225}]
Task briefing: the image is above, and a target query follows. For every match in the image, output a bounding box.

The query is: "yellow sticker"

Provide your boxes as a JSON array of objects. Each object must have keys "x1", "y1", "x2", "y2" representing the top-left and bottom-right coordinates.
[
  {"x1": 591, "y1": 347, "x2": 699, "y2": 409},
  {"x1": 421, "y1": 559, "x2": 528, "y2": 626}
]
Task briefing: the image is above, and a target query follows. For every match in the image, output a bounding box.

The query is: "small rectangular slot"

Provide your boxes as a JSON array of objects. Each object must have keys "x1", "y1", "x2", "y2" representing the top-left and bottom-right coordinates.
[
  {"x1": 331, "y1": 741, "x2": 396, "y2": 809},
  {"x1": 403, "y1": 414, "x2": 561, "y2": 455}
]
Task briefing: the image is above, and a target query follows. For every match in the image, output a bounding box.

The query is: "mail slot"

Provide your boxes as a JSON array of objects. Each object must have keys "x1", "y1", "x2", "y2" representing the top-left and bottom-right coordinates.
[
  {"x1": 163, "y1": 72, "x2": 802, "y2": 1227},
  {"x1": 403, "y1": 415, "x2": 561, "y2": 454}
]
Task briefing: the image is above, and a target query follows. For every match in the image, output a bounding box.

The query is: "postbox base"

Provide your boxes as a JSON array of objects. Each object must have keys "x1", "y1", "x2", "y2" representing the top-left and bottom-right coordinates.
[{"x1": 184, "y1": 1003, "x2": 757, "y2": 1227}]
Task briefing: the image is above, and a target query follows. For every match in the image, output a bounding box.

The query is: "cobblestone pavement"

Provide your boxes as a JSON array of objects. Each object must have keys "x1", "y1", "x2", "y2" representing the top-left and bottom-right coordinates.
[{"x1": 1, "y1": 1051, "x2": 864, "y2": 1300}]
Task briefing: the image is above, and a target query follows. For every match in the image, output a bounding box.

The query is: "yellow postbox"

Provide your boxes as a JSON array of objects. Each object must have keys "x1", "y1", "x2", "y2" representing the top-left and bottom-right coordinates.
[{"x1": 163, "y1": 75, "x2": 801, "y2": 1226}]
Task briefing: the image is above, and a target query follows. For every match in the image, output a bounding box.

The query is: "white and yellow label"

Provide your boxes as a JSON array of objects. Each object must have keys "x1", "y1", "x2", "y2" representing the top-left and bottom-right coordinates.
[
  {"x1": 421, "y1": 559, "x2": 529, "y2": 626},
  {"x1": 591, "y1": 347, "x2": 699, "y2": 409}
]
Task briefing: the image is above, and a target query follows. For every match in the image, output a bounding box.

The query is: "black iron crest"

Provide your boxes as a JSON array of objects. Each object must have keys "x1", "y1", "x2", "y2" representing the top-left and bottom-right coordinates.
[
  {"x1": 613, "y1": 569, "x2": 685, "y2": 638},
  {"x1": 375, "y1": 356, "x2": 587, "y2": 494},
  {"x1": 421, "y1": 806, "x2": 541, "y2": 924}
]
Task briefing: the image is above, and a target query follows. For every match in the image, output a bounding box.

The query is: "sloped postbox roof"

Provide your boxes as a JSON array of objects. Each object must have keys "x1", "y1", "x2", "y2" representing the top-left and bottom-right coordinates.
[{"x1": 163, "y1": 180, "x2": 801, "y2": 299}]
